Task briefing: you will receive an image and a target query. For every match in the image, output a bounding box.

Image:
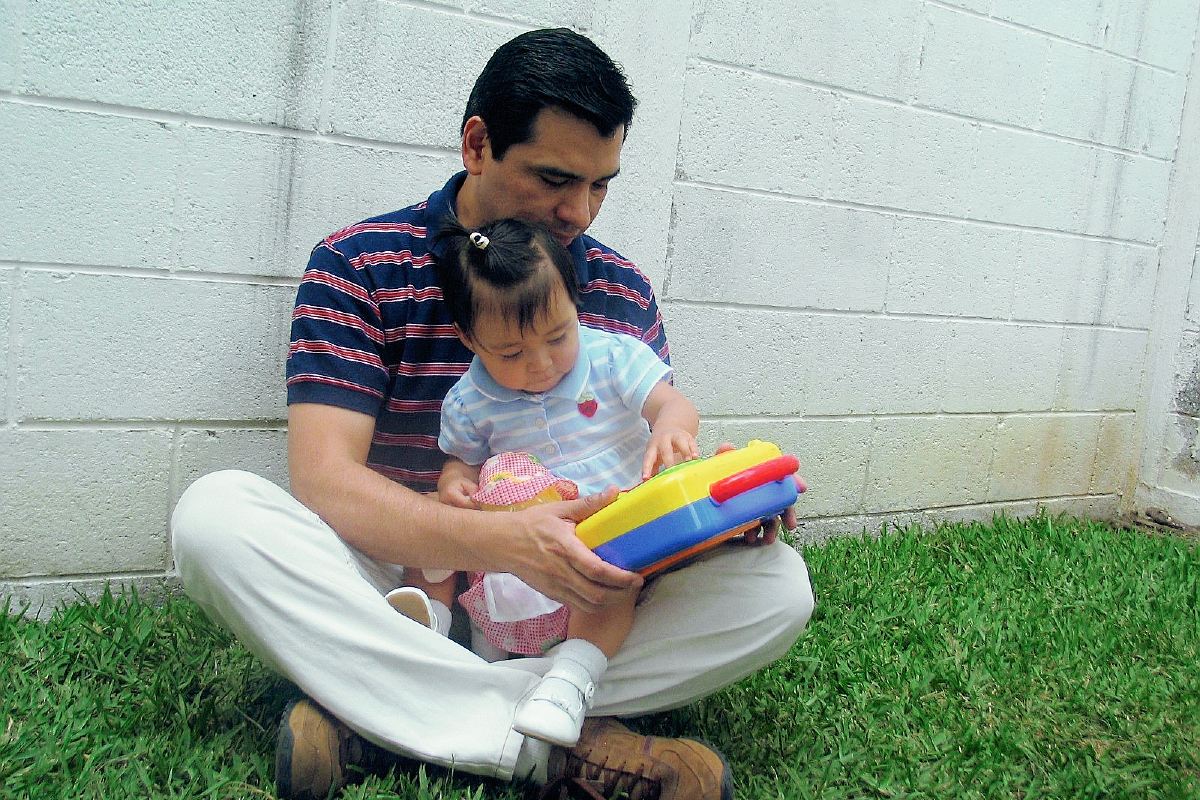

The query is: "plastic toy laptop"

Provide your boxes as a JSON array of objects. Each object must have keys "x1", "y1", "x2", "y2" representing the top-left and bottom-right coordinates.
[{"x1": 576, "y1": 440, "x2": 804, "y2": 577}]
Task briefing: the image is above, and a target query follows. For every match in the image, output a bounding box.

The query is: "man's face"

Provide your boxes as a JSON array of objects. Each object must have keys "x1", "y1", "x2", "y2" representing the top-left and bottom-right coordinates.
[{"x1": 462, "y1": 107, "x2": 624, "y2": 246}]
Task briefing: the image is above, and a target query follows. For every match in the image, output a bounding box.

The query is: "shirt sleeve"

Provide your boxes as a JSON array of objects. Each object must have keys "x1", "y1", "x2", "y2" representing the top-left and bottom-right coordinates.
[
  {"x1": 286, "y1": 241, "x2": 391, "y2": 416},
  {"x1": 609, "y1": 333, "x2": 674, "y2": 415},
  {"x1": 437, "y1": 385, "x2": 491, "y2": 466}
]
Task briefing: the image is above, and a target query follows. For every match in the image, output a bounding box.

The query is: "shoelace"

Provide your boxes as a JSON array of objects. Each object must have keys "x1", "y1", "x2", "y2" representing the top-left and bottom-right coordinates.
[{"x1": 563, "y1": 753, "x2": 661, "y2": 800}]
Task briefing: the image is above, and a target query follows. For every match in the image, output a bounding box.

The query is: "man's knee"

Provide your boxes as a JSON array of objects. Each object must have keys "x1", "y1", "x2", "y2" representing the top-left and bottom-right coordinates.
[
  {"x1": 172, "y1": 469, "x2": 275, "y2": 570},
  {"x1": 763, "y1": 543, "x2": 816, "y2": 643}
]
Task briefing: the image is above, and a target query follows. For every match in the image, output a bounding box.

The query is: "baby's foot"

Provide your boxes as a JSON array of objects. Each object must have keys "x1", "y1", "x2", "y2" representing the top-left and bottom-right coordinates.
[{"x1": 513, "y1": 662, "x2": 595, "y2": 747}]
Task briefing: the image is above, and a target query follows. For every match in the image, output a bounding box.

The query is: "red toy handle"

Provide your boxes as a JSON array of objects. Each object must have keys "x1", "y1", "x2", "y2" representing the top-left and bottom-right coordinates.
[{"x1": 709, "y1": 455, "x2": 800, "y2": 504}]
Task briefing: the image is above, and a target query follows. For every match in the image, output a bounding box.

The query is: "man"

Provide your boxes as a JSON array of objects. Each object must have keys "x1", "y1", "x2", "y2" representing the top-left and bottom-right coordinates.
[{"x1": 171, "y1": 27, "x2": 814, "y2": 800}]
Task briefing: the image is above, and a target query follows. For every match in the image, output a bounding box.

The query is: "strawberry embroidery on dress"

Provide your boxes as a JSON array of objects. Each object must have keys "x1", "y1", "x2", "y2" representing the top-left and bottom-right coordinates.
[{"x1": 577, "y1": 392, "x2": 598, "y2": 418}]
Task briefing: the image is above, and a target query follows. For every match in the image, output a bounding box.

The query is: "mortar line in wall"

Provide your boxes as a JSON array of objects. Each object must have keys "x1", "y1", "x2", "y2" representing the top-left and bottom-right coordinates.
[
  {"x1": 673, "y1": 178, "x2": 1163, "y2": 250},
  {"x1": 6, "y1": 261, "x2": 301, "y2": 287},
  {"x1": 4, "y1": 265, "x2": 24, "y2": 427},
  {"x1": 3, "y1": 570, "x2": 177, "y2": 587},
  {"x1": 16, "y1": 420, "x2": 288, "y2": 431},
  {"x1": 923, "y1": 0, "x2": 1182, "y2": 77},
  {"x1": 691, "y1": 57, "x2": 1173, "y2": 164},
  {"x1": 711, "y1": 409, "x2": 1134, "y2": 424},
  {"x1": 794, "y1": 492, "x2": 1124, "y2": 525},
  {"x1": 0, "y1": 91, "x2": 456, "y2": 158},
  {"x1": 663, "y1": 298, "x2": 1152, "y2": 334}
]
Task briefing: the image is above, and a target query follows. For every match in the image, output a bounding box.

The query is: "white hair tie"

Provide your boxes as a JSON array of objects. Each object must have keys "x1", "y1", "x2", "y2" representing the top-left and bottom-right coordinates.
[{"x1": 469, "y1": 231, "x2": 490, "y2": 250}]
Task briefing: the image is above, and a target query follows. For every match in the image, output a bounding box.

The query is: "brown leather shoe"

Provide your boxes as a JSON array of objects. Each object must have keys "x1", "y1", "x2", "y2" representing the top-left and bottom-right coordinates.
[
  {"x1": 542, "y1": 717, "x2": 734, "y2": 800},
  {"x1": 275, "y1": 698, "x2": 393, "y2": 799}
]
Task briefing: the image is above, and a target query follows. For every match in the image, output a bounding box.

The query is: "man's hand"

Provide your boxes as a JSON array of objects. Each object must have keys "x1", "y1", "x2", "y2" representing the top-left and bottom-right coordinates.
[
  {"x1": 713, "y1": 443, "x2": 806, "y2": 546},
  {"x1": 491, "y1": 486, "x2": 642, "y2": 614}
]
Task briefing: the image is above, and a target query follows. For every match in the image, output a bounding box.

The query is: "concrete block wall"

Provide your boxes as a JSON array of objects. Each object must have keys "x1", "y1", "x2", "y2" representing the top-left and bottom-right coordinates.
[{"x1": 2, "y1": 0, "x2": 1199, "y2": 609}]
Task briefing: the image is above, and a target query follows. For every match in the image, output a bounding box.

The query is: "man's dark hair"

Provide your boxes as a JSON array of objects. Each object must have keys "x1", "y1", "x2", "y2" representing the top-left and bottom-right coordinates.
[
  {"x1": 462, "y1": 28, "x2": 637, "y2": 160},
  {"x1": 434, "y1": 217, "x2": 580, "y2": 343}
]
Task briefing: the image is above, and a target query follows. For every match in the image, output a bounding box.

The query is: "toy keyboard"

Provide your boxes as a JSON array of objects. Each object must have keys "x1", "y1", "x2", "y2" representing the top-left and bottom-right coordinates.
[{"x1": 575, "y1": 440, "x2": 804, "y2": 576}]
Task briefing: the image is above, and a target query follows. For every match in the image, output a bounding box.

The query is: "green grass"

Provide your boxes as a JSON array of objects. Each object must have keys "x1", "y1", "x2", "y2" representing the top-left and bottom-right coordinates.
[{"x1": 2, "y1": 514, "x2": 1197, "y2": 799}]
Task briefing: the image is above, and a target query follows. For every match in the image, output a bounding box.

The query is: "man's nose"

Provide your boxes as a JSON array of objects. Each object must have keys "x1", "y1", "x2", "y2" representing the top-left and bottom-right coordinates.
[{"x1": 556, "y1": 185, "x2": 592, "y2": 230}]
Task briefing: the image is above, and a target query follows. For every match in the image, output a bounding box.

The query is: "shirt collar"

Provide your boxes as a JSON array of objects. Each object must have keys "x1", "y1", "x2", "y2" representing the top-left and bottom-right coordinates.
[{"x1": 467, "y1": 323, "x2": 591, "y2": 403}]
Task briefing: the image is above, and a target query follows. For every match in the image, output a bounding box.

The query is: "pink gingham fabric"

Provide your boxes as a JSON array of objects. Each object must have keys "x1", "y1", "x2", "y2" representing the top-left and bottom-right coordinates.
[{"x1": 470, "y1": 452, "x2": 579, "y2": 507}]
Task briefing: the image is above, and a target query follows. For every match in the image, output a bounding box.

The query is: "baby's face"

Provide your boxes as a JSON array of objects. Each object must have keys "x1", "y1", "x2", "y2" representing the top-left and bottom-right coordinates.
[{"x1": 467, "y1": 286, "x2": 580, "y2": 394}]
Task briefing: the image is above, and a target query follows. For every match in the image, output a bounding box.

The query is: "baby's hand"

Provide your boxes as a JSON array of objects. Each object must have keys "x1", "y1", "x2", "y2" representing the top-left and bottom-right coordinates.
[
  {"x1": 438, "y1": 477, "x2": 480, "y2": 509},
  {"x1": 642, "y1": 428, "x2": 700, "y2": 481}
]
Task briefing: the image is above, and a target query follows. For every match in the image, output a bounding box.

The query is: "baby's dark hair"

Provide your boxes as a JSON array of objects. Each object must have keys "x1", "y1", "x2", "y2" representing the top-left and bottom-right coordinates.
[{"x1": 435, "y1": 217, "x2": 580, "y2": 343}]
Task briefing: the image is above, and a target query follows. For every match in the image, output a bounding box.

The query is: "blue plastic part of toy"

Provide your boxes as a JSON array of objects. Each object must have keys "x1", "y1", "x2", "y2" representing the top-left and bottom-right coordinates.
[{"x1": 593, "y1": 478, "x2": 799, "y2": 572}]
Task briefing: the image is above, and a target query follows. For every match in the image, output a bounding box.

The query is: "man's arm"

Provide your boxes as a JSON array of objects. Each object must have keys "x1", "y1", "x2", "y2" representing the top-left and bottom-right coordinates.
[{"x1": 287, "y1": 402, "x2": 641, "y2": 612}]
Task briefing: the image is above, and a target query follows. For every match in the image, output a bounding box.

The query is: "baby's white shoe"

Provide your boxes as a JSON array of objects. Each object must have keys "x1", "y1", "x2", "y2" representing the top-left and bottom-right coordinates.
[
  {"x1": 513, "y1": 665, "x2": 594, "y2": 747},
  {"x1": 386, "y1": 587, "x2": 451, "y2": 636},
  {"x1": 513, "y1": 639, "x2": 607, "y2": 747}
]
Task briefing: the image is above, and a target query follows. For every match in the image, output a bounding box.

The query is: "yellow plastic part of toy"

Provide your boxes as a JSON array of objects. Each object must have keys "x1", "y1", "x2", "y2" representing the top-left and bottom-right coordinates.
[{"x1": 575, "y1": 440, "x2": 784, "y2": 549}]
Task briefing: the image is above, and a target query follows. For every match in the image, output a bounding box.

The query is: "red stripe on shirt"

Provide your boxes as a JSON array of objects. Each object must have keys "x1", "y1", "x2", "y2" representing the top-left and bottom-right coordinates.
[{"x1": 289, "y1": 339, "x2": 386, "y2": 371}]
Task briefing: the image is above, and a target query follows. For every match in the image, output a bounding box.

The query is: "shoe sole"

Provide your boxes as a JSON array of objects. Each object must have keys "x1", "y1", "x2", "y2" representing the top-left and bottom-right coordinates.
[
  {"x1": 275, "y1": 699, "x2": 302, "y2": 799},
  {"x1": 385, "y1": 588, "x2": 435, "y2": 628}
]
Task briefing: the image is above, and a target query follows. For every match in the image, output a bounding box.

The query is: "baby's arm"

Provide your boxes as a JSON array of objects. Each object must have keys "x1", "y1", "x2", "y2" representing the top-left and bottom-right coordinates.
[
  {"x1": 438, "y1": 457, "x2": 483, "y2": 509},
  {"x1": 640, "y1": 381, "x2": 701, "y2": 480}
]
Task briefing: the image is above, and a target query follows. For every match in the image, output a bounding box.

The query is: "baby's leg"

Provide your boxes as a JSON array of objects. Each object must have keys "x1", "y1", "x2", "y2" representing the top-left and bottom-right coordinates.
[
  {"x1": 386, "y1": 570, "x2": 457, "y2": 636},
  {"x1": 513, "y1": 588, "x2": 637, "y2": 746}
]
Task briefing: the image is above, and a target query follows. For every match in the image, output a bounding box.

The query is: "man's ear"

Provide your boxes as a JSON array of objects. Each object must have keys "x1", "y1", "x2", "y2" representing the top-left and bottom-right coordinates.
[
  {"x1": 453, "y1": 323, "x2": 476, "y2": 353},
  {"x1": 461, "y1": 116, "x2": 490, "y2": 176}
]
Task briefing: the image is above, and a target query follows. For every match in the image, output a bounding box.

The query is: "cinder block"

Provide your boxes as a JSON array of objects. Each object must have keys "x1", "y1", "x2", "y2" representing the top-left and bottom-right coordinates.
[
  {"x1": 0, "y1": 103, "x2": 177, "y2": 269},
  {"x1": 174, "y1": 428, "x2": 290, "y2": 509},
  {"x1": 863, "y1": 414, "x2": 997, "y2": 512},
  {"x1": 327, "y1": 1, "x2": 513, "y2": 146},
  {"x1": 988, "y1": 0, "x2": 1105, "y2": 50},
  {"x1": 1102, "y1": 0, "x2": 1200, "y2": 73},
  {"x1": 885, "y1": 217, "x2": 1016, "y2": 319},
  {"x1": 582, "y1": 0, "x2": 693, "y2": 293},
  {"x1": 0, "y1": 428, "x2": 172, "y2": 578},
  {"x1": 16, "y1": 271, "x2": 294, "y2": 421},
  {"x1": 176, "y1": 126, "x2": 459, "y2": 278},
  {"x1": 1083, "y1": 152, "x2": 1173, "y2": 244},
  {"x1": 665, "y1": 305, "x2": 960, "y2": 417},
  {"x1": 0, "y1": 0, "x2": 18, "y2": 91},
  {"x1": 971, "y1": 126, "x2": 1170, "y2": 242},
  {"x1": 689, "y1": 0, "x2": 922, "y2": 99},
  {"x1": 1092, "y1": 412, "x2": 1140, "y2": 495},
  {"x1": 988, "y1": 413, "x2": 1102, "y2": 501},
  {"x1": 826, "y1": 98, "x2": 977, "y2": 217},
  {"x1": 940, "y1": 322, "x2": 1064, "y2": 413},
  {"x1": 677, "y1": 63, "x2": 833, "y2": 198},
  {"x1": 719, "y1": 418, "x2": 873, "y2": 518},
  {"x1": 0, "y1": 268, "x2": 10, "y2": 421},
  {"x1": 1013, "y1": 234, "x2": 1157, "y2": 328},
  {"x1": 1039, "y1": 41, "x2": 1185, "y2": 160},
  {"x1": 667, "y1": 183, "x2": 891, "y2": 312},
  {"x1": 471, "y1": 0, "x2": 591, "y2": 29},
  {"x1": 1191, "y1": 248, "x2": 1200, "y2": 327},
  {"x1": 914, "y1": 5, "x2": 1048, "y2": 130},
  {"x1": 1054, "y1": 327, "x2": 1148, "y2": 411},
  {"x1": 15, "y1": 0, "x2": 329, "y2": 128}
]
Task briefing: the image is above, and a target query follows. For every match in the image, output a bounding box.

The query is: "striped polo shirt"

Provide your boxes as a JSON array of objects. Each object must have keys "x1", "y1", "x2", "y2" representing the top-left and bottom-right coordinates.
[
  {"x1": 286, "y1": 172, "x2": 669, "y2": 491},
  {"x1": 439, "y1": 325, "x2": 673, "y2": 495}
]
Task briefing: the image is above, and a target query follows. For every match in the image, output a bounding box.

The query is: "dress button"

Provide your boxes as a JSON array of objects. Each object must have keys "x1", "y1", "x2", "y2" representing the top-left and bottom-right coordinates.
[
  {"x1": 545, "y1": 445, "x2": 555, "y2": 455},
  {"x1": 536, "y1": 418, "x2": 547, "y2": 429}
]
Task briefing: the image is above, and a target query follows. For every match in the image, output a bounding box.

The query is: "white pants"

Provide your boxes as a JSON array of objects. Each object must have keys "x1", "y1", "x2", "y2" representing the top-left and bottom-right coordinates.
[{"x1": 171, "y1": 470, "x2": 815, "y2": 780}]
